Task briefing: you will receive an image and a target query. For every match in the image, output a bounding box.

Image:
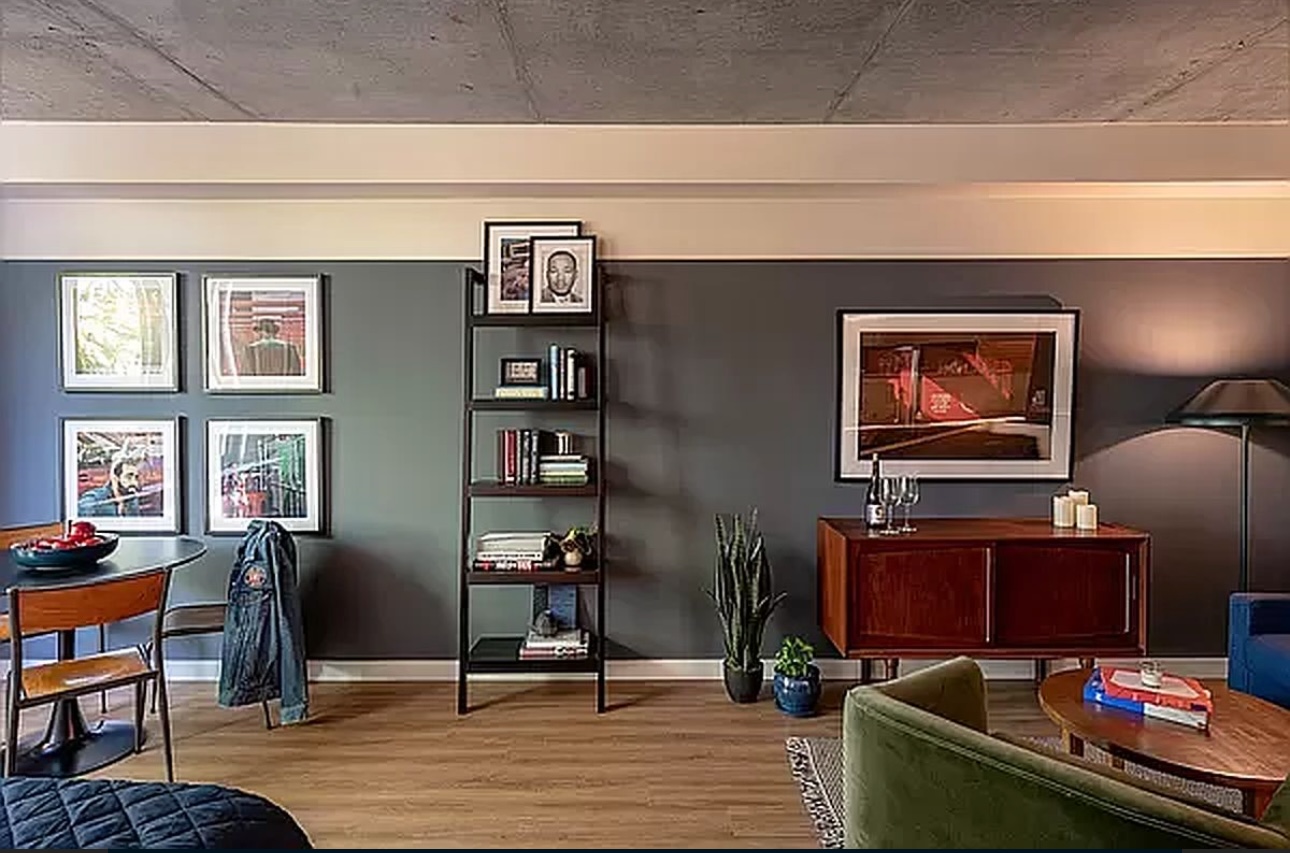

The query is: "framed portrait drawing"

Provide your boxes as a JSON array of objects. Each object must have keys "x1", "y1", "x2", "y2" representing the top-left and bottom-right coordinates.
[
  {"x1": 529, "y1": 235, "x2": 596, "y2": 314},
  {"x1": 207, "y1": 418, "x2": 324, "y2": 534},
  {"x1": 204, "y1": 275, "x2": 323, "y2": 393},
  {"x1": 63, "y1": 417, "x2": 181, "y2": 533},
  {"x1": 59, "y1": 272, "x2": 179, "y2": 392},
  {"x1": 835, "y1": 309, "x2": 1078, "y2": 481},
  {"x1": 483, "y1": 221, "x2": 581, "y2": 314}
]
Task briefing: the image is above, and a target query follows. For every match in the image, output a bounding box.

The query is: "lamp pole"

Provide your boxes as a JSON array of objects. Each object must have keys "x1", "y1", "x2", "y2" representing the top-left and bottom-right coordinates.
[{"x1": 1239, "y1": 422, "x2": 1250, "y2": 593}]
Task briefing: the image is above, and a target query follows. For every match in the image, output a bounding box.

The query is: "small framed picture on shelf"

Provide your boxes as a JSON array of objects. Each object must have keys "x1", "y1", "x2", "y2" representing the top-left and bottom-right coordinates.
[
  {"x1": 203, "y1": 274, "x2": 324, "y2": 393},
  {"x1": 483, "y1": 220, "x2": 582, "y2": 314},
  {"x1": 206, "y1": 418, "x2": 325, "y2": 534},
  {"x1": 63, "y1": 417, "x2": 182, "y2": 533},
  {"x1": 529, "y1": 235, "x2": 596, "y2": 314},
  {"x1": 500, "y1": 357, "x2": 543, "y2": 386},
  {"x1": 59, "y1": 272, "x2": 180, "y2": 392}
]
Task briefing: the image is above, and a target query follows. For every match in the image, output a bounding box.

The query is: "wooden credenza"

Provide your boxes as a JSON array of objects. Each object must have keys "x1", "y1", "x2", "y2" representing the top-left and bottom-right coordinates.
[{"x1": 817, "y1": 518, "x2": 1149, "y2": 667}]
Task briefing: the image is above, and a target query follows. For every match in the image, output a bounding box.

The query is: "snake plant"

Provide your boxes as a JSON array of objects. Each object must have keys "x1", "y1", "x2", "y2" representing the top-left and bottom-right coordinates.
[{"x1": 706, "y1": 509, "x2": 787, "y2": 672}]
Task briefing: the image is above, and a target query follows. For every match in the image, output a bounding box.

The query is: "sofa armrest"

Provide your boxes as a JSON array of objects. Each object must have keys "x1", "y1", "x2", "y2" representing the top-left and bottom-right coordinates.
[
  {"x1": 1232, "y1": 593, "x2": 1290, "y2": 636},
  {"x1": 870, "y1": 656, "x2": 988, "y2": 733}
]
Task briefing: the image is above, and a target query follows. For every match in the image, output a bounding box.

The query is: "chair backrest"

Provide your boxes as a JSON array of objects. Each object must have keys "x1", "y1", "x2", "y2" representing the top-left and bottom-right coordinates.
[
  {"x1": 8, "y1": 569, "x2": 169, "y2": 637},
  {"x1": 0, "y1": 523, "x2": 63, "y2": 550}
]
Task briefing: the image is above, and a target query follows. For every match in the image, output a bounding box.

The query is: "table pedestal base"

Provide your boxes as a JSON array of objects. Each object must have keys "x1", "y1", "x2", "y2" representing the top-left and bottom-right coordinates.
[{"x1": 14, "y1": 719, "x2": 140, "y2": 777}]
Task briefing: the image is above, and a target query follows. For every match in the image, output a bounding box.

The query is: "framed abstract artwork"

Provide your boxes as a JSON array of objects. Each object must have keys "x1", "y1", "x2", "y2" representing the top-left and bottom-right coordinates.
[
  {"x1": 835, "y1": 309, "x2": 1079, "y2": 481},
  {"x1": 62, "y1": 417, "x2": 182, "y2": 533},
  {"x1": 59, "y1": 272, "x2": 179, "y2": 392},
  {"x1": 204, "y1": 274, "x2": 323, "y2": 393},
  {"x1": 483, "y1": 221, "x2": 582, "y2": 314},
  {"x1": 206, "y1": 418, "x2": 324, "y2": 534}
]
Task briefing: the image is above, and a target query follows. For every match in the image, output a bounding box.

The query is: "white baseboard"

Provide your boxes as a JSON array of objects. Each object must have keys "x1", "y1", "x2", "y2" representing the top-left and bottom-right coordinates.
[{"x1": 142, "y1": 655, "x2": 1230, "y2": 683}]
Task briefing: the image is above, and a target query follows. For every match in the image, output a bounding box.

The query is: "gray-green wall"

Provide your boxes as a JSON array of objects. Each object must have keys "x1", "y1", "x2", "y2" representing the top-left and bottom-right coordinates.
[{"x1": 2, "y1": 258, "x2": 1288, "y2": 660}]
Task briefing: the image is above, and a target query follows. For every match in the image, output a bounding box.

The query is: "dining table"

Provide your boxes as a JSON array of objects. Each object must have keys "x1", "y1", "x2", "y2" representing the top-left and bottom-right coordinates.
[{"x1": 0, "y1": 535, "x2": 207, "y2": 777}]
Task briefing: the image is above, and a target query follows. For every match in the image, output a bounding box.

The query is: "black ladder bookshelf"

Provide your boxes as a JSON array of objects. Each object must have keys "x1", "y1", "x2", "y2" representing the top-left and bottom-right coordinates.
[{"x1": 456, "y1": 266, "x2": 607, "y2": 713}]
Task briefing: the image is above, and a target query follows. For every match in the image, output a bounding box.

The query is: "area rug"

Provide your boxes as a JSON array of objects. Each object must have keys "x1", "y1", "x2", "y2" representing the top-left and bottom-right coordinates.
[{"x1": 785, "y1": 736, "x2": 1244, "y2": 849}]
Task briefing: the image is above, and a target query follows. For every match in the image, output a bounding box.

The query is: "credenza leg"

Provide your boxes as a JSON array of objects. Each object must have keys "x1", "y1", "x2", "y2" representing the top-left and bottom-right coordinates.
[
  {"x1": 1078, "y1": 656, "x2": 1095, "y2": 671},
  {"x1": 885, "y1": 658, "x2": 900, "y2": 681},
  {"x1": 1034, "y1": 659, "x2": 1049, "y2": 686},
  {"x1": 1062, "y1": 729, "x2": 1085, "y2": 757},
  {"x1": 860, "y1": 659, "x2": 873, "y2": 684}
]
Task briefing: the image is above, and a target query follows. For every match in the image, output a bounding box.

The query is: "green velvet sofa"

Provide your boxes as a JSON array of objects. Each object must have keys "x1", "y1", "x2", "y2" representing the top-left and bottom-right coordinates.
[{"x1": 843, "y1": 656, "x2": 1290, "y2": 848}]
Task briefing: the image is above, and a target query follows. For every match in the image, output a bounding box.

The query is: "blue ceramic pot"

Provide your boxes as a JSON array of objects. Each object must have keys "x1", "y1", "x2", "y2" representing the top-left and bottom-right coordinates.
[{"x1": 773, "y1": 664, "x2": 821, "y2": 717}]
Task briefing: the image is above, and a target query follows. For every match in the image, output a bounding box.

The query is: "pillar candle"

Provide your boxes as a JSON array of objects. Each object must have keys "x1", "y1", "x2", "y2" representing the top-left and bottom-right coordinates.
[
  {"x1": 1067, "y1": 489, "x2": 1090, "y2": 505},
  {"x1": 1076, "y1": 502, "x2": 1098, "y2": 531},
  {"x1": 1052, "y1": 495, "x2": 1075, "y2": 527}
]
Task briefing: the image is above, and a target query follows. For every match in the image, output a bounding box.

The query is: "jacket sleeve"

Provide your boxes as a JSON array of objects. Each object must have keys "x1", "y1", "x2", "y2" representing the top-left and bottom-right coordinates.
[{"x1": 271, "y1": 528, "x2": 310, "y2": 724}]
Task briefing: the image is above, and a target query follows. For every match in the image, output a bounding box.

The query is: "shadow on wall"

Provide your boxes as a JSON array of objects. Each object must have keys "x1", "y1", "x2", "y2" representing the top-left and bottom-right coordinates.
[{"x1": 299, "y1": 540, "x2": 453, "y2": 658}]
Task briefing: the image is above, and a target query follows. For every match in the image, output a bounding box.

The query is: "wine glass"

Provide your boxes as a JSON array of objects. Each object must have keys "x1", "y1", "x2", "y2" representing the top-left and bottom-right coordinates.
[
  {"x1": 898, "y1": 475, "x2": 920, "y2": 533},
  {"x1": 879, "y1": 476, "x2": 902, "y2": 534}
]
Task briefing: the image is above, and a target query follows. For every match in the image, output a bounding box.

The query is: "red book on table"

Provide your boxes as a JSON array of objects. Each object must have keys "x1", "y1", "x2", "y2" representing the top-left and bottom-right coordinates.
[{"x1": 1100, "y1": 666, "x2": 1214, "y2": 714}]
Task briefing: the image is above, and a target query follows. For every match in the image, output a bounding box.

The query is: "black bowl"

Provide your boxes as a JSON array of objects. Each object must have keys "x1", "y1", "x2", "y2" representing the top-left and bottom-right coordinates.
[{"x1": 9, "y1": 533, "x2": 120, "y2": 570}]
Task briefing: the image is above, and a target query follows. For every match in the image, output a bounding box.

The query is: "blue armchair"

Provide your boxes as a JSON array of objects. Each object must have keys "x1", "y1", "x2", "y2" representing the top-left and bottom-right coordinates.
[{"x1": 1229, "y1": 593, "x2": 1290, "y2": 709}]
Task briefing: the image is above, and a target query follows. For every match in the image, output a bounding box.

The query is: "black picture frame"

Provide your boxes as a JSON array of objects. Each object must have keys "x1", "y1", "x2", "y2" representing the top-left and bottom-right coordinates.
[
  {"x1": 482, "y1": 220, "x2": 582, "y2": 314},
  {"x1": 528, "y1": 234, "x2": 597, "y2": 315},
  {"x1": 500, "y1": 357, "x2": 544, "y2": 386}
]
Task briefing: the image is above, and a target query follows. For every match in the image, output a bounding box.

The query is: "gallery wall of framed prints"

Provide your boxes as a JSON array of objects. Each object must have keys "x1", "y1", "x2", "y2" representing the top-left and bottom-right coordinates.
[{"x1": 55, "y1": 269, "x2": 331, "y2": 537}]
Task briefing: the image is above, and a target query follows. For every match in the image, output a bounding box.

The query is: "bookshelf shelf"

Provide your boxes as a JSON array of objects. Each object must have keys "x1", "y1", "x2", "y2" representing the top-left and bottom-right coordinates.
[{"x1": 457, "y1": 263, "x2": 608, "y2": 715}]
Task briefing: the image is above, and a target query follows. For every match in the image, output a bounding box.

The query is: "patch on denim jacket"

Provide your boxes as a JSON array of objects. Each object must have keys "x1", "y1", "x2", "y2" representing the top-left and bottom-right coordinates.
[{"x1": 242, "y1": 563, "x2": 269, "y2": 589}]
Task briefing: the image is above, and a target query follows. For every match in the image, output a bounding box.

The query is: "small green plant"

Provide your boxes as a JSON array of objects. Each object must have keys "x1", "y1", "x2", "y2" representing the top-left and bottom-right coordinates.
[
  {"x1": 706, "y1": 509, "x2": 787, "y2": 672},
  {"x1": 774, "y1": 636, "x2": 815, "y2": 679},
  {"x1": 559, "y1": 525, "x2": 597, "y2": 558}
]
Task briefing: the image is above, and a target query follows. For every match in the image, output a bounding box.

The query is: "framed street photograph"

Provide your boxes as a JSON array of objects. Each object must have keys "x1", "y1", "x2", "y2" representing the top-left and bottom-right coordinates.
[
  {"x1": 529, "y1": 235, "x2": 596, "y2": 314},
  {"x1": 835, "y1": 309, "x2": 1079, "y2": 481},
  {"x1": 63, "y1": 418, "x2": 181, "y2": 533},
  {"x1": 204, "y1": 275, "x2": 323, "y2": 393},
  {"x1": 207, "y1": 418, "x2": 324, "y2": 534},
  {"x1": 59, "y1": 272, "x2": 179, "y2": 392},
  {"x1": 483, "y1": 221, "x2": 581, "y2": 314}
]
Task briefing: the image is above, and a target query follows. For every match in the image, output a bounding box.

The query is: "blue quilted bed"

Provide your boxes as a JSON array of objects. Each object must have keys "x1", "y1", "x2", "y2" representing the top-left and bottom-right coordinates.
[{"x1": 0, "y1": 777, "x2": 311, "y2": 849}]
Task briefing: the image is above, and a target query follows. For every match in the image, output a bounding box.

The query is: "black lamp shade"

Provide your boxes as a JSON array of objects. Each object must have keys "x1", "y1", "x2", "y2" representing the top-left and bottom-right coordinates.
[{"x1": 1167, "y1": 378, "x2": 1290, "y2": 427}]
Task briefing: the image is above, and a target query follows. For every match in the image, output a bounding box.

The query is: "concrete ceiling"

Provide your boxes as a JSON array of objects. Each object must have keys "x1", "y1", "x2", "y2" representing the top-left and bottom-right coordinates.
[{"x1": 2, "y1": 0, "x2": 1287, "y2": 122}]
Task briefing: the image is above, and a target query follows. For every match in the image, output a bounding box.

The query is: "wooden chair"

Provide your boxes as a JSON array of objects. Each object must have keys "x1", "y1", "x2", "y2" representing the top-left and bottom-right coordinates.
[
  {"x1": 0, "y1": 523, "x2": 111, "y2": 713},
  {"x1": 4, "y1": 567, "x2": 175, "y2": 780},
  {"x1": 149, "y1": 602, "x2": 273, "y2": 729}
]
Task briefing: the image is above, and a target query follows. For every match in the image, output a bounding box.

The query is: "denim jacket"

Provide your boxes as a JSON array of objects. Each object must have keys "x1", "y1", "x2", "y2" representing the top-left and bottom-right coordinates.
[{"x1": 217, "y1": 520, "x2": 309, "y2": 724}]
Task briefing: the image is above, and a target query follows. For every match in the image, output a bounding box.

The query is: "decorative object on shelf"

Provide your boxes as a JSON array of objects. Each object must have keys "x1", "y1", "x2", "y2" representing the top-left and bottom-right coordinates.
[
  {"x1": 203, "y1": 274, "x2": 323, "y2": 393},
  {"x1": 1052, "y1": 493, "x2": 1076, "y2": 527},
  {"x1": 206, "y1": 418, "x2": 324, "y2": 534},
  {"x1": 500, "y1": 357, "x2": 543, "y2": 386},
  {"x1": 529, "y1": 235, "x2": 597, "y2": 314},
  {"x1": 707, "y1": 509, "x2": 786, "y2": 704},
  {"x1": 63, "y1": 417, "x2": 181, "y2": 533},
  {"x1": 1167, "y1": 378, "x2": 1290, "y2": 592},
  {"x1": 773, "y1": 635, "x2": 820, "y2": 717},
  {"x1": 1076, "y1": 502, "x2": 1099, "y2": 531},
  {"x1": 836, "y1": 309, "x2": 1079, "y2": 481},
  {"x1": 483, "y1": 220, "x2": 582, "y2": 314},
  {"x1": 559, "y1": 525, "x2": 597, "y2": 569},
  {"x1": 59, "y1": 272, "x2": 179, "y2": 392}
]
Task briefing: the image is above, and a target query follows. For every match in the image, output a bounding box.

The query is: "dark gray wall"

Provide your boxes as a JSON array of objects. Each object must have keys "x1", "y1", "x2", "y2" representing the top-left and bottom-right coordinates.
[{"x1": 2, "y1": 258, "x2": 1288, "y2": 660}]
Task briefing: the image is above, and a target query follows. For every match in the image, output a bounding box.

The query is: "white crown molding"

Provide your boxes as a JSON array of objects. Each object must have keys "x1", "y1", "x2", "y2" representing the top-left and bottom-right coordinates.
[{"x1": 3, "y1": 122, "x2": 1287, "y2": 187}]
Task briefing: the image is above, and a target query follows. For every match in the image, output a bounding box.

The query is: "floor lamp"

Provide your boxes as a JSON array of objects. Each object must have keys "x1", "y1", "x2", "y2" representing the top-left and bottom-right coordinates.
[{"x1": 1167, "y1": 378, "x2": 1290, "y2": 592}]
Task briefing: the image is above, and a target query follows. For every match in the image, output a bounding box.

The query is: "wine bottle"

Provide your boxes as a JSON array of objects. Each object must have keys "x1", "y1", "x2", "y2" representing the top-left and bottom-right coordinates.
[{"x1": 864, "y1": 453, "x2": 886, "y2": 528}]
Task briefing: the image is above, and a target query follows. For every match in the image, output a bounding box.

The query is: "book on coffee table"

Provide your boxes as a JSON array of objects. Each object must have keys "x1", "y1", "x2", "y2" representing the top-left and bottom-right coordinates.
[
  {"x1": 1101, "y1": 666, "x2": 1214, "y2": 714},
  {"x1": 1083, "y1": 669, "x2": 1209, "y2": 730}
]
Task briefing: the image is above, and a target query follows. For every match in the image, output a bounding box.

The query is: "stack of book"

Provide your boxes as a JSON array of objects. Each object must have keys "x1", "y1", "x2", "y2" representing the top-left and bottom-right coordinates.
[
  {"x1": 519, "y1": 627, "x2": 589, "y2": 660},
  {"x1": 1083, "y1": 666, "x2": 1214, "y2": 730},
  {"x1": 537, "y1": 453, "x2": 590, "y2": 486},
  {"x1": 472, "y1": 531, "x2": 557, "y2": 572}
]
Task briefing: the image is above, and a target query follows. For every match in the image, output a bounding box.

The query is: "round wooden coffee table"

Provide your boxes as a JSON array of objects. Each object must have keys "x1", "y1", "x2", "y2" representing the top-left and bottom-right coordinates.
[{"x1": 1038, "y1": 668, "x2": 1290, "y2": 818}]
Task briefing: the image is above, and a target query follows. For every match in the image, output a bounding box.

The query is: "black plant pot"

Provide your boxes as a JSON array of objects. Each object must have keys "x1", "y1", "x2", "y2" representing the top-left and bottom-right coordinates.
[{"x1": 723, "y1": 663, "x2": 764, "y2": 703}]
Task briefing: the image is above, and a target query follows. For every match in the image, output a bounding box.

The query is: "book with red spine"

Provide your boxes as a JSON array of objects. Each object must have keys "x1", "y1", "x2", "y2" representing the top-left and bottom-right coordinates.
[{"x1": 1100, "y1": 666, "x2": 1214, "y2": 714}]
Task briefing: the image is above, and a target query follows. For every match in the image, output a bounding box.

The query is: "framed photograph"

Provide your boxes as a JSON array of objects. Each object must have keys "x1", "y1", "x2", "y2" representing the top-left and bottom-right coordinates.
[
  {"x1": 483, "y1": 221, "x2": 581, "y2": 314},
  {"x1": 204, "y1": 275, "x2": 323, "y2": 393},
  {"x1": 529, "y1": 235, "x2": 596, "y2": 314},
  {"x1": 63, "y1": 418, "x2": 181, "y2": 533},
  {"x1": 836, "y1": 310, "x2": 1079, "y2": 481},
  {"x1": 500, "y1": 357, "x2": 543, "y2": 386},
  {"x1": 59, "y1": 272, "x2": 179, "y2": 391},
  {"x1": 207, "y1": 418, "x2": 324, "y2": 534}
]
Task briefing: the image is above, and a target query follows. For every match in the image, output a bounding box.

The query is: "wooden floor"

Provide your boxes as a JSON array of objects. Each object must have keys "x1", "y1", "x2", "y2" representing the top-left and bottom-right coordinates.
[{"x1": 31, "y1": 678, "x2": 1059, "y2": 848}]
